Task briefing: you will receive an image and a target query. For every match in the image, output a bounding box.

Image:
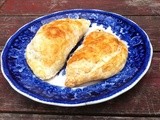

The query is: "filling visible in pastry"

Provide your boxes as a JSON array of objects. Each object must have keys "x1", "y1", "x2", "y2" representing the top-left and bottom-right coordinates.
[{"x1": 65, "y1": 29, "x2": 128, "y2": 87}]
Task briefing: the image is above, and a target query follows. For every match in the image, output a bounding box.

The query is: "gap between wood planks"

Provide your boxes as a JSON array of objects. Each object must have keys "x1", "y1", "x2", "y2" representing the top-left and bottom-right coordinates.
[{"x1": 0, "y1": 111, "x2": 160, "y2": 120}]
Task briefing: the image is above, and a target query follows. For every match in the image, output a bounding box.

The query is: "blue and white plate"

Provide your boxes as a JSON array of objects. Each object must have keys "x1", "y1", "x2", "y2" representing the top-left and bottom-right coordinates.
[{"x1": 1, "y1": 9, "x2": 153, "y2": 107}]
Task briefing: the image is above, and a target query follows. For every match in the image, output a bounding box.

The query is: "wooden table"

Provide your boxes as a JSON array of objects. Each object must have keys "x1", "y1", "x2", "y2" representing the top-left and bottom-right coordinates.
[{"x1": 0, "y1": 0, "x2": 160, "y2": 119}]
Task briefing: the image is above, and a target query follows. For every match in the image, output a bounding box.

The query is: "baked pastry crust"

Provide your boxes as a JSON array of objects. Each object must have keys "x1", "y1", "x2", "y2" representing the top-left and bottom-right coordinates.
[
  {"x1": 26, "y1": 18, "x2": 90, "y2": 80},
  {"x1": 65, "y1": 29, "x2": 128, "y2": 87}
]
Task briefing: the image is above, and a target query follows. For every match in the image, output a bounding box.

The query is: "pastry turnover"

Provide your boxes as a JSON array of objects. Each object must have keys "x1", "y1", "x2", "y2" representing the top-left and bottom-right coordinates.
[
  {"x1": 26, "y1": 18, "x2": 91, "y2": 80},
  {"x1": 65, "y1": 29, "x2": 128, "y2": 87}
]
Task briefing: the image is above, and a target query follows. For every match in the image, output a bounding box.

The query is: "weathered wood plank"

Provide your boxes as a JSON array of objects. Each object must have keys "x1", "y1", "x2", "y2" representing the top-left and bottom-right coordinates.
[
  {"x1": 0, "y1": 0, "x2": 6, "y2": 9},
  {"x1": 0, "y1": 53, "x2": 159, "y2": 116},
  {"x1": 0, "y1": 0, "x2": 160, "y2": 15},
  {"x1": 0, "y1": 16, "x2": 38, "y2": 47},
  {"x1": 0, "y1": 113, "x2": 160, "y2": 120},
  {"x1": 0, "y1": 16, "x2": 159, "y2": 51}
]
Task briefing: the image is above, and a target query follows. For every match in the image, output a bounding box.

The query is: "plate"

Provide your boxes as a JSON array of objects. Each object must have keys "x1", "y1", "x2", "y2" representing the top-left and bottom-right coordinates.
[{"x1": 1, "y1": 9, "x2": 153, "y2": 107}]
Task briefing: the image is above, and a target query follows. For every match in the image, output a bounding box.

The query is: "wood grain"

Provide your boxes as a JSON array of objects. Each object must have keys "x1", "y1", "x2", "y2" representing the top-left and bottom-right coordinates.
[
  {"x1": 0, "y1": 16, "x2": 37, "y2": 47},
  {"x1": 0, "y1": 16, "x2": 159, "y2": 51},
  {"x1": 0, "y1": 0, "x2": 160, "y2": 15},
  {"x1": 0, "y1": 0, "x2": 6, "y2": 9},
  {"x1": 0, "y1": 113, "x2": 159, "y2": 120},
  {"x1": 0, "y1": 53, "x2": 159, "y2": 116},
  {"x1": 0, "y1": 0, "x2": 160, "y2": 118}
]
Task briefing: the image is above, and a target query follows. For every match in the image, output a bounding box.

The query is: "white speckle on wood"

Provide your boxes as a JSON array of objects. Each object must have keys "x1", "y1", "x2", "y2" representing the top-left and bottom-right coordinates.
[
  {"x1": 49, "y1": 0, "x2": 68, "y2": 10},
  {"x1": 126, "y1": 0, "x2": 153, "y2": 6},
  {"x1": 126, "y1": 0, "x2": 160, "y2": 14}
]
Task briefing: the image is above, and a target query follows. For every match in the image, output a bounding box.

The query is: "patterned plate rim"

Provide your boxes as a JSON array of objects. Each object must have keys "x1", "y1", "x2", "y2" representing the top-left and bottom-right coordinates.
[{"x1": 1, "y1": 9, "x2": 153, "y2": 107}]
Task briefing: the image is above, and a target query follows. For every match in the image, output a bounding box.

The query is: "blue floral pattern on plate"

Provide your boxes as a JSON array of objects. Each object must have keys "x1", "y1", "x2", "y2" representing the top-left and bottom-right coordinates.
[{"x1": 1, "y1": 9, "x2": 153, "y2": 107}]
